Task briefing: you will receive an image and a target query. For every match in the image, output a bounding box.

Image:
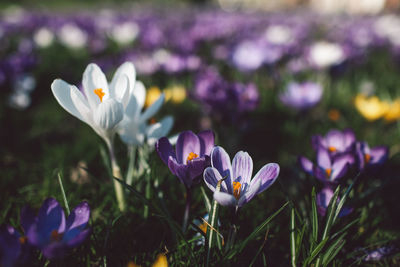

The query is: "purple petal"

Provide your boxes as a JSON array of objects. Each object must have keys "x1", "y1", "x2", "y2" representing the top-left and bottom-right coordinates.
[
  {"x1": 63, "y1": 202, "x2": 90, "y2": 242},
  {"x1": 66, "y1": 228, "x2": 91, "y2": 247},
  {"x1": 331, "y1": 154, "x2": 353, "y2": 180},
  {"x1": 298, "y1": 156, "x2": 313, "y2": 175},
  {"x1": 370, "y1": 146, "x2": 389, "y2": 165},
  {"x1": 20, "y1": 206, "x2": 36, "y2": 235},
  {"x1": 187, "y1": 156, "x2": 210, "y2": 184},
  {"x1": 0, "y1": 225, "x2": 21, "y2": 266},
  {"x1": 198, "y1": 130, "x2": 215, "y2": 156},
  {"x1": 176, "y1": 131, "x2": 201, "y2": 164},
  {"x1": 325, "y1": 130, "x2": 344, "y2": 151},
  {"x1": 168, "y1": 157, "x2": 188, "y2": 185},
  {"x1": 311, "y1": 135, "x2": 323, "y2": 151},
  {"x1": 231, "y1": 151, "x2": 253, "y2": 185},
  {"x1": 316, "y1": 187, "x2": 333, "y2": 216},
  {"x1": 211, "y1": 146, "x2": 233, "y2": 194},
  {"x1": 213, "y1": 191, "x2": 237, "y2": 207},
  {"x1": 34, "y1": 198, "x2": 66, "y2": 247},
  {"x1": 251, "y1": 163, "x2": 280, "y2": 194},
  {"x1": 313, "y1": 165, "x2": 329, "y2": 183},
  {"x1": 317, "y1": 148, "x2": 331, "y2": 169},
  {"x1": 203, "y1": 167, "x2": 226, "y2": 192},
  {"x1": 155, "y1": 137, "x2": 175, "y2": 166},
  {"x1": 41, "y1": 242, "x2": 67, "y2": 259},
  {"x1": 238, "y1": 178, "x2": 262, "y2": 207},
  {"x1": 343, "y1": 129, "x2": 356, "y2": 149}
]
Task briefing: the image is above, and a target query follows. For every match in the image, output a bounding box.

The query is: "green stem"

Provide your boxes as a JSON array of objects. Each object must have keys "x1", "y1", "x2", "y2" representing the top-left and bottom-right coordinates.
[
  {"x1": 182, "y1": 187, "x2": 192, "y2": 232},
  {"x1": 225, "y1": 207, "x2": 238, "y2": 253},
  {"x1": 106, "y1": 138, "x2": 126, "y2": 212},
  {"x1": 126, "y1": 145, "x2": 136, "y2": 186}
]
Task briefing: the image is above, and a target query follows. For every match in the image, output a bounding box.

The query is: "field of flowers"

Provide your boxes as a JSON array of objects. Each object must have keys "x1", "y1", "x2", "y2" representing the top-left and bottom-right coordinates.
[{"x1": 1, "y1": 4, "x2": 400, "y2": 266}]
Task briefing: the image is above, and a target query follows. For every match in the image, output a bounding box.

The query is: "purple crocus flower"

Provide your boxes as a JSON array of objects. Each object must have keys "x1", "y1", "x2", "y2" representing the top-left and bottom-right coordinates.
[
  {"x1": 279, "y1": 82, "x2": 323, "y2": 110},
  {"x1": 356, "y1": 141, "x2": 388, "y2": 170},
  {"x1": 0, "y1": 207, "x2": 36, "y2": 266},
  {"x1": 27, "y1": 198, "x2": 90, "y2": 259},
  {"x1": 155, "y1": 130, "x2": 214, "y2": 188},
  {"x1": 299, "y1": 148, "x2": 354, "y2": 185},
  {"x1": 316, "y1": 187, "x2": 352, "y2": 217},
  {"x1": 312, "y1": 129, "x2": 356, "y2": 155},
  {"x1": 203, "y1": 146, "x2": 279, "y2": 208}
]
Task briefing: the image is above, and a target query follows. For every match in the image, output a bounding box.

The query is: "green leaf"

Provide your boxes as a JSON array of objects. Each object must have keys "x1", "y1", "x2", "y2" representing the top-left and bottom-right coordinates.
[
  {"x1": 304, "y1": 237, "x2": 329, "y2": 266},
  {"x1": 322, "y1": 233, "x2": 347, "y2": 267},
  {"x1": 311, "y1": 187, "x2": 319, "y2": 246},
  {"x1": 290, "y1": 207, "x2": 296, "y2": 267},
  {"x1": 200, "y1": 186, "x2": 212, "y2": 213}
]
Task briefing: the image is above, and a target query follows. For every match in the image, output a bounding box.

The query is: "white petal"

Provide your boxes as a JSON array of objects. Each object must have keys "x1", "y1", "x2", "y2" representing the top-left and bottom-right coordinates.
[
  {"x1": 110, "y1": 61, "x2": 136, "y2": 93},
  {"x1": 112, "y1": 74, "x2": 130, "y2": 109},
  {"x1": 70, "y1": 85, "x2": 92, "y2": 124},
  {"x1": 82, "y1": 63, "x2": 110, "y2": 110},
  {"x1": 146, "y1": 116, "x2": 174, "y2": 146},
  {"x1": 140, "y1": 93, "x2": 165, "y2": 123},
  {"x1": 94, "y1": 99, "x2": 123, "y2": 130},
  {"x1": 238, "y1": 178, "x2": 262, "y2": 207},
  {"x1": 213, "y1": 191, "x2": 237, "y2": 207},
  {"x1": 132, "y1": 80, "x2": 146, "y2": 113},
  {"x1": 51, "y1": 79, "x2": 87, "y2": 123}
]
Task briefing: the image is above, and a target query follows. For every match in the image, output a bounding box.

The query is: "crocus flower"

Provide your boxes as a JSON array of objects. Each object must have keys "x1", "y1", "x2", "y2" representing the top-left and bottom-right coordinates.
[
  {"x1": 156, "y1": 130, "x2": 214, "y2": 188},
  {"x1": 299, "y1": 148, "x2": 354, "y2": 185},
  {"x1": 354, "y1": 94, "x2": 390, "y2": 121},
  {"x1": 356, "y1": 141, "x2": 388, "y2": 170},
  {"x1": 312, "y1": 129, "x2": 356, "y2": 155},
  {"x1": 0, "y1": 207, "x2": 35, "y2": 267},
  {"x1": 316, "y1": 187, "x2": 352, "y2": 217},
  {"x1": 118, "y1": 80, "x2": 173, "y2": 147},
  {"x1": 203, "y1": 146, "x2": 279, "y2": 208},
  {"x1": 279, "y1": 81, "x2": 323, "y2": 110},
  {"x1": 27, "y1": 198, "x2": 90, "y2": 259},
  {"x1": 307, "y1": 41, "x2": 346, "y2": 69},
  {"x1": 51, "y1": 62, "x2": 132, "y2": 145}
]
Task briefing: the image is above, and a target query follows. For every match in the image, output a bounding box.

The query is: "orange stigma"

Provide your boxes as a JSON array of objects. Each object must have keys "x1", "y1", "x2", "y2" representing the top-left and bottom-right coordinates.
[
  {"x1": 94, "y1": 88, "x2": 105, "y2": 102},
  {"x1": 233, "y1": 181, "x2": 242, "y2": 199},
  {"x1": 325, "y1": 168, "x2": 332, "y2": 177},
  {"x1": 328, "y1": 146, "x2": 337, "y2": 153},
  {"x1": 364, "y1": 153, "x2": 371, "y2": 163},
  {"x1": 186, "y1": 152, "x2": 199, "y2": 163},
  {"x1": 50, "y1": 230, "x2": 62, "y2": 242},
  {"x1": 19, "y1": 236, "x2": 27, "y2": 244}
]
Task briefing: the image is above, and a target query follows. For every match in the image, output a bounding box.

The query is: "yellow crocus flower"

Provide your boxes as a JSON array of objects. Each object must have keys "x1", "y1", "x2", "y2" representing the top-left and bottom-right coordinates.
[
  {"x1": 164, "y1": 84, "x2": 186, "y2": 104},
  {"x1": 354, "y1": 94, "x2": 390, "y2": 121},
  {"x1": 384, "y1": 98, "x2": 400, "y2": 122},
  {"x1": 145, "y1": 86, "x2": 163, "y2": 108}
]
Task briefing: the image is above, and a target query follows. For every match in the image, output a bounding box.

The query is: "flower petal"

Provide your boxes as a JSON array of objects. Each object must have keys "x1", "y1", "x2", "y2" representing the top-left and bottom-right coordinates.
[
  {"x1": 66, "y1": 228, "x2": 91, "y2": 248},
  {"x1": 176, "y1": 131, "x2": 201, "y2": 164},
  {"x1": 155, "y1": 137, "x2": 176, "y2": 165},
  {"x1": 140, "y1": 93, "x2": 165, "y2": 123},
  {"x1": 213, "y1": 191, "x2": 237, "y2": 207},
  {"x1": 82, "y1": 63, "x2": 110, "y2": 110},
  {"x1": 51, "y1": 79, "x2": 89, "y2": 123},
  {"x1": 93, "y1": 99, "x2": 124, "y2": 131},
  {"x1": 251, "y1": 163, "x2": 279, "y2": 194},
  {"x1": 132, "y1": 80, "x2": 146, "y2": 115},
  {"x1": 20, "y1": 206, "x2": 36, "y2": 235},
  {"x1": 232, "y1": 151, "x2": 253, "y2": 185},
  {"x1": 110, "y1": 61, "x2": 136, "y2": 93},
  {"x1": 64, "y1": 202, "x2": 90, "y2": 242},
  {"x1": 168, "y1": 157, "x2": 191, "y2": 187},
  {"x1": 211, "y1": 146, "x2": 233, "y2": 194},
  {"x1": 203, "y1": 167, "x2": 227, "y2": 192},
  {"x1": 331, "y1": 153, "x2": 353, "y2": 180},
  {"x1": 317, "y1": 147, "x2": 331, "y2": 169},
  {"x1": 238, "y1": 177, "x2": 262, "y2": 207},
  {"x1": 298, "y1": 156, "x2": 313, "y2": 175},
  {"x1": 370, "y1": 146, "x2": 389, "y2": 165},
  {"x1": 146, "y1": 116, "x2": 174, "y2": 146},
  {"x1": 110, "y1": 73, "x2": 130, "y2": 109},
  {"x1": 198, "y1": 130, "x2": 215, "y2": 156}
]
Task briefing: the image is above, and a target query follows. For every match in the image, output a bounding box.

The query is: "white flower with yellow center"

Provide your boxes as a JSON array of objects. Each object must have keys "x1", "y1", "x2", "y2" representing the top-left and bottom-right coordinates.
[{"x1": 51, "y1": 62, "x2": 132, "y2": 144}]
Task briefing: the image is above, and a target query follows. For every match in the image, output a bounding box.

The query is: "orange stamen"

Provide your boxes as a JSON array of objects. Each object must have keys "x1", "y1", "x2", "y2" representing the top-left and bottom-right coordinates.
[
  {"x1": 94, "y1": 88, "x2": 105, "y2": 102},
  {"x1": 233, "y1": 181, "x2": 242, "y2": 199},
  {"x1": 150, "y1": 118, "x2": 157, "y2": 124},
  {"x1": 199, "y1": 222, "x2": 208, "y2": 234},
  {"x1": 50, "y1": 230, "x2": 62, "y2": 242},
  {"x1": 364, "y1": 153, "x2": 371, "y2": 163},
  {"x1": 186, "y1": 152, "x2": 199, "y2": 163},
  {"x1": 325, "y1": 168, "x2": 332, "y2": 178},
  {"x1": 328, "y1": 146, "x2": 337, "y2": 153},
  {"x1": 19, "y1": 236, "x2": 27, "y2": 244}
]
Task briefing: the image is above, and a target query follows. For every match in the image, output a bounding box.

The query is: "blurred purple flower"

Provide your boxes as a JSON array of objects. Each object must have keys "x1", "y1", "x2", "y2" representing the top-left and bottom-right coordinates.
[
  {"x1": 279, "y1": 82, "x2": 323, "y2": 110},
  {"x1": 156, "y1": 130, "x2": 214, "y2": 188},
  {"x1": 316, "y1": 187, "x2": 352, "y2": 217},
  {"x1": 312, "y1": 129, "x2": 356, "y2": 155},
  {"x1": 27, "y1": 198, "x2": 90, "y2": 259},
  {"x1": 356, "y1": 141, "x2": 388, "y2": 170},
  {"x1": 203, "y1": 146, "x2": 279, "y2": 208},
  {"x1": 364, "y1": 246, "x2": 393, "y2": 261}
]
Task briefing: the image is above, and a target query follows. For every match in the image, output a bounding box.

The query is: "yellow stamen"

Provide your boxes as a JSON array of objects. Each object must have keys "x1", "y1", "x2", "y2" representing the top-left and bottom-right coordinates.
[
  {"x1": 233, "y1": 181, "x2": 242, "y2": 200},
  {"x1": 19, "y1": 236, "x2": 27, "y2": 244},
  {"x1": 199, "y1": 221, "x2": 208, "y2": 234},
  {"x1": 186, "y1": 152, "x2": 199, "y2": 163},
  {"x1": 325, "y1": 168, "x2": 332, "y2": 178},
  {"x1": 94, "y1": 88, "x2": 105, "y2": 102},
  {"x1": 328, "y1": 146, "x2": 337, "y2": 153},
  {"x1": 365, "y1": 153, "x2": 371, "y2": 163},
  {"x1": 50, "y1": 230, "x2": 62, "y2": 242}
]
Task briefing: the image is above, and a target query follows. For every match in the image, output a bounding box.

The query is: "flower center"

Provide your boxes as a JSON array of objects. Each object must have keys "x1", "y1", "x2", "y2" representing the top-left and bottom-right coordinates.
[
  {"x1": 328, "y1": 146, "x2": 337, "y2": 153},
  {"x1": 94, "y1": 88, "x2": 105, "y2": 102},
  {"x1": 233, "y1": 181, "x2": 242, "y2": 199},
  {"x1": 364, "y1": 153, "x2": 371, "y2": 163},
  {"x1": 186, "y1": 152, "x2": 199, "y2": 163},
  {"x1": 19, "y1": 236, "x2": 27, "y2": 244},
  {"x1": 199, "y1": 221, "x2": 208, "y2": 234},
  {"x1": 325, "y1": 168, "x2": 332, "y2": 178},
  {"x1": 50, "y1": 230, "x2": 63, "y2": 242}
]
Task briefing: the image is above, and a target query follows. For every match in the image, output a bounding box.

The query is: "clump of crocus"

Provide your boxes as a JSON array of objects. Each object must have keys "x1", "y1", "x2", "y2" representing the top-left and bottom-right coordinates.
[
  {"x1": 355, "y1": 93, "x2": 400, "y2": 122},
  {"x1": 312, "y1": 129, "x2": 356, "y2": 155},
  {"x1": 203, "y1": 146, "x2": 279, "y2": 209},
  {"x1": 27, "y1": 198, "x2": 90, "y2": 259},
  {"x1": 316, "y1": 187, "x2": 353, "y2": 217},
  {"x1": 279, "y1": 81, "x2": 323, "y2": 110},
  {"x1": 0, "y1": 207, "x2": 36, "y2": 266},
  {"x1": 355, "y1": 141, "x2": 388, "y2": 170}
]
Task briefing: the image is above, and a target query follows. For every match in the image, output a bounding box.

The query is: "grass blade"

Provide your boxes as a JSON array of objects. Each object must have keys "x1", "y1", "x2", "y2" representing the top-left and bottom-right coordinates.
[
  {"x1": 57, "y1": 171, "x2": 70, "y2": 216},
  {"x1": 290, "y1": 207, "x2": 296, "y2": 267},
  {"x1": 311, "y1": 187, "x2": 319, "y2": 246}
]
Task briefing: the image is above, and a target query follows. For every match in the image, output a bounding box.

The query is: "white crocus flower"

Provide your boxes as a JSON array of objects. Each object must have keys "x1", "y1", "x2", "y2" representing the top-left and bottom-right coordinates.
[
  {"x1": 51, "y1": 63, "x2": 131, "y2": 144},
  {"x1": 118, "y1": 80, "x2": 173, "y2": 147}
]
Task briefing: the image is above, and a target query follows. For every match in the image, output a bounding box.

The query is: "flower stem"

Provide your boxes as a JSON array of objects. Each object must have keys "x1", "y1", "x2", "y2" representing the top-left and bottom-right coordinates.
[
  {"x1": 225, "y1": 207, "x2": 238, "y2": 253},
  {"x1": 182, "y1": 187, "x2": 192, "y2": 232},
  {"x1": 126, "y1": 145, "x2": 136, "y2": 186},
  {"x1": 106, "y1": 139, "x2": 126, "y2": 212}
]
